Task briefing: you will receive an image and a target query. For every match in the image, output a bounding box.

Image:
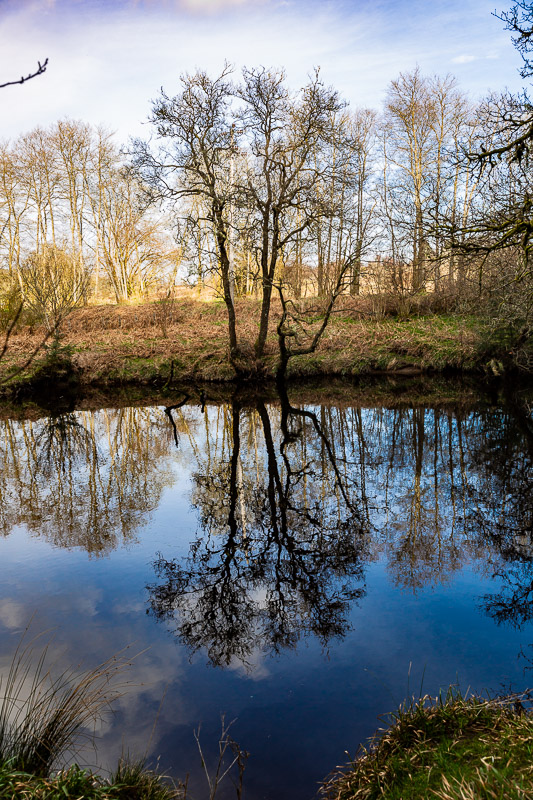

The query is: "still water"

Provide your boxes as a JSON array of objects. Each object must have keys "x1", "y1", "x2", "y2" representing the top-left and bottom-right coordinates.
[{"x1": 0, "y1": 379, "x2": 532, "y2": 799}]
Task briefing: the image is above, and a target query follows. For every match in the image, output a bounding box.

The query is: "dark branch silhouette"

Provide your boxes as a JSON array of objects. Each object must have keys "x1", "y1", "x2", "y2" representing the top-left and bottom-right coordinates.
[
  {"x1": 149, "y1": 389, "x2": 368, "y2": 668},
  {"x1": 164, "y1": 394, "x2": 190, "y2": 449},
  {"x1": 0, "y1": 58, "x2": 48, "y2": 89}
]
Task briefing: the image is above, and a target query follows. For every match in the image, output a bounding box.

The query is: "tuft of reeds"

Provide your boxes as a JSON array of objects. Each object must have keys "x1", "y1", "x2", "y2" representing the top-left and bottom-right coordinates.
[
  {"x1": 0, "y1": 630, "x2": 135, "y2": 776},
  {"x1": 194, "y1": 716, "x2": 249, "y2": 800},
  {"x1": 321, "y1": 688, "x2": 533, "y2": 800},
  {"x1": 111, "y1": 756, "x2": 185, "y2": 799},
  {"x1": 0, "y1": 628, "x2": 249, "y2": 799}
]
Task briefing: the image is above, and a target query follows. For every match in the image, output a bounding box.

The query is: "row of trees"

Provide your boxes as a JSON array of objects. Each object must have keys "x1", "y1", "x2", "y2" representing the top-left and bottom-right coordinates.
[
  {"x1": 137, "y1": 63, "x2": 524, "y2": 299},
  {"x1": 0, "y1": 121, "x2": 178, "y2": 308},
  {"x1": 131, "y1": 60, "x2": 530, "y2": 372},
  {"x1": 2, "y1": 0, "x2": 532, "y2": 373},
  {"x1": 0, "y1": 68, "x2": 514, "y2": 312}
]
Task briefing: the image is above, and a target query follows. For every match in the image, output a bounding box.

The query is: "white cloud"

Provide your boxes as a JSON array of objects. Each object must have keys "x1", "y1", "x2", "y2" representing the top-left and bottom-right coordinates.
[
  {"x1": 144, "y1": 0, "x2": 265, "y2": 13},
  {"x1": 452, "y1": 54, "x2": 478, "y2": 64},
  {"x1": 0, "y1": 599, "x2": 28, "y2": 631},
  {"x1": 0, "y1": 0, "x2": 525, "y2": 144}
]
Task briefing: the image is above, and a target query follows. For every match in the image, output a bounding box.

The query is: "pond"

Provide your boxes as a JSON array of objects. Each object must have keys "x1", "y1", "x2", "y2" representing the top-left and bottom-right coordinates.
[{"x1": 0, "y1": 378, "x2": 532, "y2": 799}]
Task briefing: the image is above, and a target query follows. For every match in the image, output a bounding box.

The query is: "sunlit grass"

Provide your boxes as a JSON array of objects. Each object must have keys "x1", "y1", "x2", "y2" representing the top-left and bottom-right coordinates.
[
  {"x1": 0, "y1": 761, "x2": 183, "y2": 799},
  {"x1": 321, "y1": 689, "x2": 533, "y2": 800},
  {"x1": 0, "y1": 296, "x2": 487, "y2": 389}
]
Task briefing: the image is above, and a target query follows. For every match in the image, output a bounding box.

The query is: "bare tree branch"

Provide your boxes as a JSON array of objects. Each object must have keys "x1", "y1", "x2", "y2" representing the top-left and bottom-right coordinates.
[{"x1": 0, "y1": 58, "x2": 48, "y2": 89}]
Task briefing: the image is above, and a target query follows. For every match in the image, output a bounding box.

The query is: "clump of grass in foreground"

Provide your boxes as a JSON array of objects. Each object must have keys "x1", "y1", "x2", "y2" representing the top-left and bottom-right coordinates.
[
  {"x1": 0, "y1": 629, "x2": 183, "y2": 798},
  {"x1": 0, "y1": 760, "x2": 182, "y2": 798},
  {"x1": 0, "y1": 628, "x2": 247, "y2": 799},
  {"x1": 0, "y1": 632, "x2": 134, "y2": 776},
  {"x1": 321, "y1": 689, "x2": 533, "y2": 800}
]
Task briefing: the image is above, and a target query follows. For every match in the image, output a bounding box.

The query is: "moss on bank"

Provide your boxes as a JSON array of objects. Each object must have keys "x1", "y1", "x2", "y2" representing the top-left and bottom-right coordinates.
[{"x1": 321, "y1": 692, "x2": 533, "y2": 800}]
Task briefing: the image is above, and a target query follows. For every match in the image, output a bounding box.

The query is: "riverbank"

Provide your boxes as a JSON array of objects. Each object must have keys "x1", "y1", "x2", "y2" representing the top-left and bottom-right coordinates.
[
  {"x1": 0, "y1": 370, "x2": 519, "y2": 424},
  {"x1": 3, "y1": 692, "x2": 531, "y2": 799},
  {"x1": 321, "y1": 692, "x2": 533, "y2": 800},
  {"x1": 0, "y1": 296, "x2": 500, "y2": 397}
]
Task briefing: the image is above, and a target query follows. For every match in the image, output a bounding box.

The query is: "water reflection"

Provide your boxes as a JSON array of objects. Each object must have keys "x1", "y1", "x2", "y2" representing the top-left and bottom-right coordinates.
[
  {"x1": 2, "y1": 383, "x2": 533, "y2": 800},
  {"x1": 149, "y1": 389, "x2": 369, "y2": 667},
  {"x1": 0, "y1": 407, "x2": 177, "y2": 553},
  {"x1": 147, "y1": 386, "x2": 533, "y2": 666},
  {"x1": 0, "y1": 385, "x2": 532, "y2": 655}
]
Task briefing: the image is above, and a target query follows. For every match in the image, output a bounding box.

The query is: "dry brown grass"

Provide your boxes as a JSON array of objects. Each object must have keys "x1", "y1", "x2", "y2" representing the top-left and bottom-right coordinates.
[{"x1": 0, "y1": 295, "x2": 483, "y2": 388}]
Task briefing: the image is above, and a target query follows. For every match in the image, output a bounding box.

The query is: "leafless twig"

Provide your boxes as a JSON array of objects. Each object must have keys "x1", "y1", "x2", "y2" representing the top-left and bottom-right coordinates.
[
  {"x1": 194, "y1": 715, "x2": 248, "y2": 800},
  {"x1": 0, "y1": 58, "x2": 48, "y2": 89}
]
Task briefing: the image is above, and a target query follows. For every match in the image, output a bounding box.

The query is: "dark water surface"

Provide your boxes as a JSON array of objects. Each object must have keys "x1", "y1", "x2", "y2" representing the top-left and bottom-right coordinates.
[{"x1": 1, "y1": 379, "x2": 533, "y2": 799}]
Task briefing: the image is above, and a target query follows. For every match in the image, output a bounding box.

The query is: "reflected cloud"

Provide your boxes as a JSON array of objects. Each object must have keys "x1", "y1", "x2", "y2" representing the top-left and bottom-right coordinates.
[
  {"x1": 0, "y1": 599, "x2": 29, "y2": 631},
  {"x1": 1, "y1": 383, "x2": 533, "y2": 794},
  {"x1": 0, "y1": 611, "x2": 189, "y2": 776}
]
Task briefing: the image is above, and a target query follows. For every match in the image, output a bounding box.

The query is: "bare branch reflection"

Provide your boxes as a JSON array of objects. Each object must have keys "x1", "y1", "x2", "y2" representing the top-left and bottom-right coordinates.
[
  {"x1": 0, "y1": 407, "x2": 177, "y2": 554},
  {"x1": 148, "y1": 387, "x2": 369, "y2": 668},
  {"x1": 0, "y1": 383, "x2": 532, "y2": 649}
]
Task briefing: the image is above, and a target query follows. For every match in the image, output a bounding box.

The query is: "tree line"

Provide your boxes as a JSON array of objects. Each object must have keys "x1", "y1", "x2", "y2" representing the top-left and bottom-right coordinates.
[
  {"x1": 1, "y1": 1, "x2": 531, "y2": 374},
  {"x1": 0, "y1": 121, "x2": 179, "y2": 312},
  {"x1": 0, "y1": 70, "x2": 518, "y2": 299}
]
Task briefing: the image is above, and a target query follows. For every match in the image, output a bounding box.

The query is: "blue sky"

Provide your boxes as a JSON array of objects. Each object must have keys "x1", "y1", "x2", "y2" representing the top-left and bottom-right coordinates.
[{"x1": 0, "y1": 0, "x2": 526, "y2": 143}]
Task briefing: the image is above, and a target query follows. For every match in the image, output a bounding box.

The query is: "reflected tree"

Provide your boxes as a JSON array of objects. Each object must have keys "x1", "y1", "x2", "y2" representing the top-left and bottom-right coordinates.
[
  {"x1": 471, "y1": 392, "x2": 533, "y2": 629},
  {"x1": 483, "y1": 561, "x2": 533, "y2": 628},
  {"x1": 1, "y1": 383, "x2": 532, "y2": 642},
  {"x1": 0, "y1": 406, "x2": 178, "y2": 554},
  {"x1": 382, "y1": 407, "x2": 471, "y2": 591},
  {"x1": 148, "y1": 385, "x2": 369, "y2": 668}
]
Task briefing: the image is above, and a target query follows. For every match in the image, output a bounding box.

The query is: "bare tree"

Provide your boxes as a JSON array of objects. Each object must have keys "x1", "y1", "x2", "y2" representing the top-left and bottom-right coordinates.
[
  {"x1": 134, "y1": 65, "x2": 241, "y2": 359},
  {"x1": 379, "y1": 68, "x2": 476, "y2": 296},
  {"x1": 234, "y1": 67, "x2": 343, "y2": 358},
  {"x1": 383, "y1": 68, "x2": 438, "y2": 291},
  {"x1": 133, "y1": 65, "x2": 348, "y2": 373},
  {"x1": 20, "y1": 244, "x2": 88, "y2": 335}
]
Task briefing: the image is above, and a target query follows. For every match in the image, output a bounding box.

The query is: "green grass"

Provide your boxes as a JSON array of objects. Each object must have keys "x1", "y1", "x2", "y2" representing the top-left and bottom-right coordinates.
[
  {"x1": 1, "y1": 302, "x2": 528, "y2": 393},
  {"x1": 0, "y1": 760, "x2": 182, "y2": 799},
  {"x1": 321, "y1": 690, "x2": 533, "y2": 800}
]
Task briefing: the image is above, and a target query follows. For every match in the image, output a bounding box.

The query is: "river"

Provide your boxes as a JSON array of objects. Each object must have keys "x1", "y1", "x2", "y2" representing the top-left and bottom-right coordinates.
[{"x1": 0, "y1": 377, "x2": 532, "y2": 799}]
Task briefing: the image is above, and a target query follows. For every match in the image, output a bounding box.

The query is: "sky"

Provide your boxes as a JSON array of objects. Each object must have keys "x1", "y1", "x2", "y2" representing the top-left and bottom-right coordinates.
[{"x1": 0, "y1": 0, "x2": 527, "y2": 144}]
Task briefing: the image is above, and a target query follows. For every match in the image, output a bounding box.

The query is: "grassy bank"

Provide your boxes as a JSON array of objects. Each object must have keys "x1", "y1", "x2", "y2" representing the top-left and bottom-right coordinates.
[
  {"x1": 0, "y1": 759, "x2": 181, "y2": 799},
  {"x1": 3, "y1": 691, "x2": 532, "y2": 799},
  {"x1": 321, "y1": 691, "x2": 533, "y2": 800},
  {"x1": 0, "y1": 296, "x2": 494, "y2": 395}
]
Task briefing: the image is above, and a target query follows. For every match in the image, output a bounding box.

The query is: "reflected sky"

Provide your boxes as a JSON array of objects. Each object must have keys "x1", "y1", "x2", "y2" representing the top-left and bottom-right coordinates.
[{"x1": 0, "y1": 383, "x2": 532, "y2": 799}]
